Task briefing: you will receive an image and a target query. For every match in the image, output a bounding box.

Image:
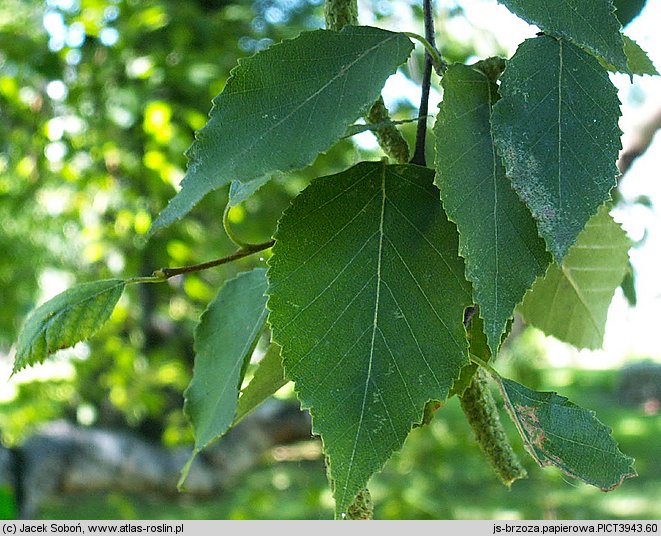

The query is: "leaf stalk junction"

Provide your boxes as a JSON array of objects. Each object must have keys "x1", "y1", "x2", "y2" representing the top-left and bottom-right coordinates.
[{"x1": 126, "y1": 240, "x2": 275, "y2": 284}]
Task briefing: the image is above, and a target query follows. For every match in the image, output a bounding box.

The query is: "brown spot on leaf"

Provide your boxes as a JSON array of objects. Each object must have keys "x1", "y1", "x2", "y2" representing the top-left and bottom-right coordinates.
[{"x1": 515, "y1": 403, "x2": 545, "y2": 449}]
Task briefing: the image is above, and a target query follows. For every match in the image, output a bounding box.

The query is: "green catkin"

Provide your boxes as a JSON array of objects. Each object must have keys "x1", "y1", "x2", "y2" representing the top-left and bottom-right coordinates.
[
  {"x1": 324, "y1": 0, "x2": 410, "y2": 163},
  {"x1": 324, "y1": 0, "x2": 358, "y2": 30},
  {"x1": 459, "y1": 368, "x2": 528, "y2": 487},
  {"x1": 345, "y1": 489, "x2": 374, "y2": 520},
  {"x1": 365, "y1": 98, "x2": 411, "y2": 163}
]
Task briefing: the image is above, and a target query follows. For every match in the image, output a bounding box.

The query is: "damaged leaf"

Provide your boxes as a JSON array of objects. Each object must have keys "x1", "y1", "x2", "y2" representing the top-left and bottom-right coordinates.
[{"x1": 497, "y1": 377, "x2": 637, "y2": 491}]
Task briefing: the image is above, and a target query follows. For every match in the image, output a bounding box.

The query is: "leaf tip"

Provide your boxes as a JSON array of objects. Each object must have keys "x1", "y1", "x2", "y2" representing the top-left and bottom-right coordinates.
[
  {"x1": 149, "y1": 207, "x2": 176, "y2": 237},
  {"x1": 149, "y1": 162, "x2": 211, "y2": 236},
  {"x1": 177, "y1": 450, "x2": 199, "y2": 492},
  {"x1": 603, "y1": 464, "x2": 638, "y2": 492}
]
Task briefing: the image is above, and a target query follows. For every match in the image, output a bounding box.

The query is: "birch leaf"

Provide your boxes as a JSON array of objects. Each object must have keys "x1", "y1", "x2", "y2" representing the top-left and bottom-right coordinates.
[
  {"x1": 267, "y1": 161, "x2": 471, "y2": 515},
  {"x1": 492, "y1": 36, "x2": 622, "y2": 261},
  {"x1": 14, "y1": 279, "x2": 125, "y2": 373}
]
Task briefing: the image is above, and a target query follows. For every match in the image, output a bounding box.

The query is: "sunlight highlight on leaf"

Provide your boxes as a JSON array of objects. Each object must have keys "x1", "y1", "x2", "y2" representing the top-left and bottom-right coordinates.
[
  {"x1": 14, "y1": 279, "x2": 125, "y2": 373},
  {"x1": 518, "y1": 205, "x2": 631, "y2": 349},
  {"x1": 151, "y1": 26, "x2": 414, "y2": 232}
]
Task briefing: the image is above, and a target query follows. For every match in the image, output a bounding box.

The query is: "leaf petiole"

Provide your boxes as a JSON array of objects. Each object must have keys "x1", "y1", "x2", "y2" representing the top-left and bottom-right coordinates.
[
  {"x1": 126, "y1": 241, "x2": 275, "y2": 284},
  {"x1": 402, "y1": 32, "x2": 446, "y2": 74},
  {"x1": 150, "y1": 240, "x2": 274, "y2": 280},
  {"x1": 126, "y1": 275, "x2": 167, "y2": 284},
  {"x1": 469, "y1": 352, "x2": 501, "y2": 380},
  {"x1": 223, "y1": 203, "x2": 252, "y2": 249}
]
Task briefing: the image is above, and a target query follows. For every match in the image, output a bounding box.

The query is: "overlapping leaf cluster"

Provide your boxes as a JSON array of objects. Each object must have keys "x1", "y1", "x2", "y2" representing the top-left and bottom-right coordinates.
[{"x1": 14, "y1": 0, "x2": 656, "y2": 518}]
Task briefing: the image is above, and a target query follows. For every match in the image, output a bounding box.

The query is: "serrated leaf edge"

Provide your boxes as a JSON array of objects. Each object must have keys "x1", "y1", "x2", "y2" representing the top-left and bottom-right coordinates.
[
  {"x1": 265, "y1": 161, "x2": 471, "y2": 514},
  {"x1": 14, "y1": 279, "x2": 125, "y2": 373},
  {"x1": 496, "y1": 377, "x2": 637, "y2": 491},
  {"x1": 151, "y1": 27, "x2": 414, "y2": 233}
]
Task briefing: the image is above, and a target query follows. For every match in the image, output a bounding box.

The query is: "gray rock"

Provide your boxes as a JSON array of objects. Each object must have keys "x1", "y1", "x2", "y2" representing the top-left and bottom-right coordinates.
[
  {"x1": 616, "y1": 360, "x2": 661, "y2": 406},
  {"x1": 1, "y1": 399, "x2": 311, "y2": 519}
]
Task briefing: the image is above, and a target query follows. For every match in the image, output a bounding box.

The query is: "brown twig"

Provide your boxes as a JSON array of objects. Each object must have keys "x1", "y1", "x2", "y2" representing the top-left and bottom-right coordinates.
[
  {"x1": 152, "y1": 240, "x2": 274, "y2": 279},
  {"x1": 411, "y1": 0, "x2": 437, "y2": 166}
]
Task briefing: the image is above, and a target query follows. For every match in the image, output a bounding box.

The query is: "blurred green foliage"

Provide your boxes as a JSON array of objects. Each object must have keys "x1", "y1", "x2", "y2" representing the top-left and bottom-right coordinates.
[
  {"x1": 2, "y1": 0, "x2": 656, "y2": 522},
  {"x1": 0, "y1": 0, "x2": 344, "y2": 444},
  {"x1": 35, "y1": 367, "x2": 661, "y2": 519},
  {"x1": 0, "y1": 0, "x2": 491, "y2": 445}
]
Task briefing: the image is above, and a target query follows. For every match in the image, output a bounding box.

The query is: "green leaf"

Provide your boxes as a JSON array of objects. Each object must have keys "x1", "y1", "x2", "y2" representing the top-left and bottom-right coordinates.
[
  {"x1": 182, "y1": 268, "x2": 269, "y2": 470},
  {"x1": 623, "y1": 36, "x2": 659, "y2": 75},
  {"x1": 234, "y1": 343, "x2": 288, "y2": 426},
  {"x1": 450, "y1": 314, "x2": 489, "y2": 398},
  {"x1": 435, "y1": 63, "x2": 550, "y2": 353},
  {"x1": 497, "y1": 0, "x2": 628, "y2": 72},
  {"x1": 614, "y1": 0, "x2": 646, "y2": 27},
  {"x1": 492, "y1": 36, "x2": 622, "y2": 261},
  {"x1": 496, "y1": 376, "x2": 636, "y2": 490},
  {"x1": 518, "y1": 205, "x2": 631, "y2": 350},
  {"x1": 14, "y1": 279, "x2": 125, "y2": 373},
  {"x1": 599, "y1": 36, "x2": 659, "y2": 75},
  {"x1": 267, "y1": 161, "x2": 472, "y2": 515},
  {"x1": 228, "y1": 176, "x2": 272, "y2": 207},
  {"x1": 151, "y1": 26, "x2": 414, "y2": 232}
]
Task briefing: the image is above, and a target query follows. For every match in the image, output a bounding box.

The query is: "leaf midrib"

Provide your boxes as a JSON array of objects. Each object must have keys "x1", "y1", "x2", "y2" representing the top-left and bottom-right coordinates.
[
  {"x1": 557, "y1": 39, "x2": 564, "y2": 214},
  {"x1": 196, "y1": 305, "x2": 268, "y2": 447},
  {"x1": 28, "y1": 281, "x2": 124, "y2": 353},
  {"x1": 197, "y1": 33, "x2": 406, "y2": 179},
  {"x1": 484, "y1": 71, "x2": 501, "y2": 335},
  {"x1": 560, "y1": 262, "x2": 603, "y2": 337},
  {"x1": 341, "y1": 163, "x2": 387, "y2": 508}
]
